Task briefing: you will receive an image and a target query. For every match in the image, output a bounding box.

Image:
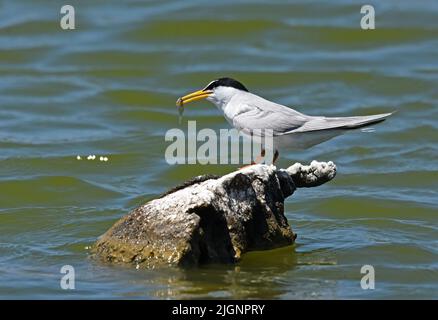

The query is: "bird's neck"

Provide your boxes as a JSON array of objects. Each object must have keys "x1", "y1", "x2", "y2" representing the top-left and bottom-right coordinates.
[
  {"x1": 207, "y1": 87, "x2": 242, "y2": 112},
  {"x1": 208, "y1": 95, "x2": 231, "y2": 112}
]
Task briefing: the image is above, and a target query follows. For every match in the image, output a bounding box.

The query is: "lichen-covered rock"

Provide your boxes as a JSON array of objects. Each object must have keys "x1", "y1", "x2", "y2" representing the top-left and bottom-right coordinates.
[{"x1": 92, "y1": 161, "x2": 336, "y2": 268}]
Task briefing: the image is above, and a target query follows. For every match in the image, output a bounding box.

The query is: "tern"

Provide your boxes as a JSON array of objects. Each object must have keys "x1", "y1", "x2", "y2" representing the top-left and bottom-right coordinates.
[{"x1": 176, "y1": 77, "x2": 392, "y2": 164}]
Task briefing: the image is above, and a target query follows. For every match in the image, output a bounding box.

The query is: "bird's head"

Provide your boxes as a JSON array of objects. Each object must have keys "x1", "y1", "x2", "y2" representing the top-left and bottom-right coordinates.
[{"x1": 176, "y1": 77, "x2": 249, "y2": 109}]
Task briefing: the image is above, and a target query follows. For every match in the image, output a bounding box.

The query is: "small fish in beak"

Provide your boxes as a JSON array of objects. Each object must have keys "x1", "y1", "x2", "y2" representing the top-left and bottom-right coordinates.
[{"x1": 176, "y1": 97, "x2": 184, "y2": 124}]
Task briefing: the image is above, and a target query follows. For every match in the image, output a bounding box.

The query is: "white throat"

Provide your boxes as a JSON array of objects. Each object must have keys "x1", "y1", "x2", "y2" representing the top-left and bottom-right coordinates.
[{"x1": 206, "y1": 86, "x2": 242, "y2": 111}]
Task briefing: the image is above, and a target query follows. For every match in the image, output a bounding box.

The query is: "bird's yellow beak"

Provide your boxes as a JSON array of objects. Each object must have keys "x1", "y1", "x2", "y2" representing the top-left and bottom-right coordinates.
[{"x1": 176, "y1": 90, "x2": 213, "y2": 107}]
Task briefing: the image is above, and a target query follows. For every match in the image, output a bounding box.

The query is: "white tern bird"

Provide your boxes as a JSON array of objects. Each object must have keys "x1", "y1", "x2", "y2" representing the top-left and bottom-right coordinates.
[{"x1": 176, "y1": 77, "x2": 392, "y2": 164}]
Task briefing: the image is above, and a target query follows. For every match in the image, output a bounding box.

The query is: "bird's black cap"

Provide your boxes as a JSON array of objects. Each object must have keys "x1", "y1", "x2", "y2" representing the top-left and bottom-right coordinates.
[{"x1": 203, "y1": 77, "x2": 249, "y2": 92}]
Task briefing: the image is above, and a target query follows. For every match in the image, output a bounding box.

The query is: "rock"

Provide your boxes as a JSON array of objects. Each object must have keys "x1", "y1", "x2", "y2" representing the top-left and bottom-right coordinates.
[
  {"x1": 284, "y1": 160, "x2": 337, "y2": 188},
  {"x1": 92, "y1": 161, "x2": 336, "y2": 268}
]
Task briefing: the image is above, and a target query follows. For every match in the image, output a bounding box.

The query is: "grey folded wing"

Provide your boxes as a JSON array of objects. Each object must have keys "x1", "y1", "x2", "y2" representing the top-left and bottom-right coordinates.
[
  {"x1": 288, "y1": 112, "x2": 393, "y2": 133},
  {"x1": 232, "y1": 104, "x2": 309, "y2": 136},
  {"x1": 231, "y1": 98, "x2": 393, "y2": 135}
]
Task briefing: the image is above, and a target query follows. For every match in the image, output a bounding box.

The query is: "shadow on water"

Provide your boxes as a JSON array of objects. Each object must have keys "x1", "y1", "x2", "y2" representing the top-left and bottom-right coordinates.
[{"x1": 84, "y1": 245, "x2": 300, "y2": 299}]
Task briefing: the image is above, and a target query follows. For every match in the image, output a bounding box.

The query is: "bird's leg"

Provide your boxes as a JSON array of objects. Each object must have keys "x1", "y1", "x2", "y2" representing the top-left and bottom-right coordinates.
[
  {"x1": 254, "y1": 148, "x2": 266, "y2": 164},
  {"x1": 272, "y1": 149, "x2": 279, "y2": 165},
  {"x1": 238, "y1": 148, "x2": 265, "y2": 169}
]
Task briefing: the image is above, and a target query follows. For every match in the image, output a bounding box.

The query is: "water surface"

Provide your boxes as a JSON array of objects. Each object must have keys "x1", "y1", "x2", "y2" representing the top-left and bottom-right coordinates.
[{"x1": 0, "y1": 0, "x2": 437, "y2": 299}]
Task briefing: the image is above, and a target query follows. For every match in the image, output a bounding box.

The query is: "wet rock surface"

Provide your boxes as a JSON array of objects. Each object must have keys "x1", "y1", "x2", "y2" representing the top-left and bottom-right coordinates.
[{"x1": 92, "y1": 161, "x2": 336, "y2": 268}]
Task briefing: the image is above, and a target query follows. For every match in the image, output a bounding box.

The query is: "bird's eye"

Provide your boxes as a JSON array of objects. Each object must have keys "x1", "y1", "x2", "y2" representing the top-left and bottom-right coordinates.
[{"x1": 203, "y1": 81, "x2": 217, "y2": 91}]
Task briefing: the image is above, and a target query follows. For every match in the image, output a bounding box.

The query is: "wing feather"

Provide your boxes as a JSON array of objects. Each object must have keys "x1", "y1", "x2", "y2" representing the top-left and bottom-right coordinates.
[
  {"x1": 227, "y1": 92, "x2": 393, "y2": 136},
  {"x1": 289, "y1": 112, "x2": 393, "y2": 133},
  {"x1": 231, "y1": 101, "x2": 308, "y2": 135}
]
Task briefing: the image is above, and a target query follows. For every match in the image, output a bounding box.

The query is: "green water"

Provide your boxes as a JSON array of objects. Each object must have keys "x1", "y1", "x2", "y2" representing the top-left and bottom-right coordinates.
[{"x1": 0, "y1": 0, "x2": 437, "y2": 299}]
